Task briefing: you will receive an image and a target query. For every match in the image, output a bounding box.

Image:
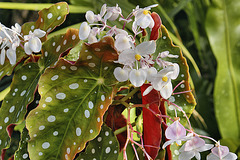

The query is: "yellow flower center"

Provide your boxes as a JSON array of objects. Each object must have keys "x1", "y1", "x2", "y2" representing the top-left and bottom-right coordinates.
[
  {"x1": 143, "y1": 10, "x2": 149, "y2": 15},
  {"x1": 162, "y1": 76, "x2": 168, "y2": 82},
  {"x1": 135, "y1": 54, "x2": 142, "y2": 61}
]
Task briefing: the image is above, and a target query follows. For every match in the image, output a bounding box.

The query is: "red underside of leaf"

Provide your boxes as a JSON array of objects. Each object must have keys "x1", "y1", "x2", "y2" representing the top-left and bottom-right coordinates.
[
  {"x1": 105, "y1": 105, "x2": 127, "y2": 151},
  {"x1": 141, "y1": 84, "x2": 162, "y2": 159},
  {"x1": 1, "y1": 149, "x2": 6, "y2": 160},
  {"x1": 150, "y1": 12, "x2": 162, "y2": 41}
]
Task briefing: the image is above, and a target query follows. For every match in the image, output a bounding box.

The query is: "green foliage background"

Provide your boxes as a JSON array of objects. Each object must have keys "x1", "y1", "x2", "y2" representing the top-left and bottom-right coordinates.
[{"x1": 0, "y1": 0, "x2": 239, "y2": 159}]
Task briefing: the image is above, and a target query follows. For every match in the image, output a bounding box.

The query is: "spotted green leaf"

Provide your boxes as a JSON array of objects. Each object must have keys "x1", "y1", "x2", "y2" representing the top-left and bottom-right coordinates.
[
  {"x1": 154, "y1": 25, "x2": 196, "y2": 123},
  {"x1": 26, "y1": 37, "x2": 119, "y2": 160},
  {"x1": 38, "y1": 28, "x2": 80, "y2": 68},
  {"x1": 15, "y1": 127, "x2": 30, "y2": 160},
  {"x1": 76, "y1": 124, "x2": 119, "y2": 160},
  {"x1": 0, "y1": 48, "x2": 26, "y2": 80},
  {"x1": 21, "y1": 2, "x2": 69, "y2": 36},
  {"x1": 0, "y1": 62, "x2": 41, "y2": 151}
]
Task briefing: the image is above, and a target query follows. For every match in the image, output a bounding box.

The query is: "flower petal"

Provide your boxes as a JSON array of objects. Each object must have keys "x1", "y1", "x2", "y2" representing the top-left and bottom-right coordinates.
[
  {"x1": 79, "y1": 22, "x2": 91, "y2": 40},
  {"x1": 142, "y1": 86, "x2": 153, "y2": 96},
  {"x1": 146, "y1": 67, "x2": 157, "y2": 82},
  {"x1": 184, "y1": 136, "x2": 205, "y2": 151},
  {"x1": 117, "y1": 49, "x2": 135, "y2": 66},
  {"x1": 29, "y1": 37, "x2": 42, "y2": 53},
  {"x1": 6, "y1": 49, "x2": 16, "y2": 65},
  {"x1": 86, "y1": 11, "x2": 95, "y2": 23},
  {"x1": 159, "y1": 80, "x2": 173, "y2": 99},
  {"x1": 113, "y1": 67, "x2": 129, "y2": 82},
  {"x1": 24, "y1": 42, "x2": 32, "y2": 55},
  {"x1": 129, "y1": 69, "x2": 147, "y2": 87},
  {"x1": 33, "y1": 29, "x2": 46, "y2": 38},
  {"x1": 115, "y1": 34, "x2": 131, "y2": 52},
  {"x1": 179, "y1": 151, "x2": 195, "y2": 160},
  {"x1": 0, "y1": 49, "x2": 6, "y2": 65},
  {"x1": 224, "y1": 152, "x2": 238, "y2": 160},
  {"x1": 212, "y1": 145, "x2": 229, "y2": 158},
  {"x1": 135, "y1": 40, "x2": 156, "y2": 56},
  {"x1": 165, "y1": 120, "x2": 186, "y2": 140},
  {"x1": 206, "y1": 153, "x2": 220, "y2": 160}
]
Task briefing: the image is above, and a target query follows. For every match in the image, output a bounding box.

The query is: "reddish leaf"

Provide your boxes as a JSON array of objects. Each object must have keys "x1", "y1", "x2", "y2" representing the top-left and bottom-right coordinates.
[
  {"x1": 141, "y1": 84, "x2": 162, "y2": 159},
  {"x1": 105, "y1": 106, "x2": 127, "y2": 151},
  {"x1": 150, "y1": 12, "x2": 162, "y2": 40}
]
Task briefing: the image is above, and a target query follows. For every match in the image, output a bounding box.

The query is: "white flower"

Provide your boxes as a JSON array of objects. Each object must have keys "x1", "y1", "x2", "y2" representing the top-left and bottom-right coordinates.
[
  {"x1": 24, "y1": 29, "x2": 46, "y2": 55},
  {"x1": 117, "y1": 40, "x2": 156, "y2": 67},
  {"x1": 179, "y1": 136, "x2": 214, "y2": 160},
  {"x1": 0, "y1": 23, "x2": 21, "y2": 65},
  {"x1": 151, "y1": 63, "x2": 179, "y2": 99},
  {"x1": 133, "y1": 4, "x2": 158, "y2": 29},
  {"x1": 207, "y1": 145, "x2": 237, "y2": 160},
  {"x1": 104, "y1": 4, "x2": 122, "y2": 21}
]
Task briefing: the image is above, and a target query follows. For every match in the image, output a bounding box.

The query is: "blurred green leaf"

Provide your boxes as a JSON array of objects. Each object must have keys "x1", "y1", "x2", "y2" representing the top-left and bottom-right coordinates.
[{"x1": 205, "y1": 0, "x2": 240, "y2": 140}]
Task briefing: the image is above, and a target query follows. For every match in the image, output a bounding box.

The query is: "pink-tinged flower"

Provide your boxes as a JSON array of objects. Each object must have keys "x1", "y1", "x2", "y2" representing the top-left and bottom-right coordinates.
[
  {"x1": 156, "y1": 51, "x2": 179, "y2": 68},
  {"x1": 162, "y1": 120, "x2": 188, "y2": 149},
  {"x1": 151, "y1": 63, "x2": 179, "y2": 99},
  {"x1": 104, "y1": 4, "x2": 122, "y2": 21},
  {"x1": 207, "y1": 145, "x2": 237, "y2": 160},
  {"x1": 179, "y1": 136, "x2": 214, "y2": 160}
]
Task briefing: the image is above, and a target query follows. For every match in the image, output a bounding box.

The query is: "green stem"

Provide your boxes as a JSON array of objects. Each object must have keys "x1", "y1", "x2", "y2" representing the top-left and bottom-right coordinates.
[
  {"x1": 114, "y1": 122, "x2": 136, "y2": 135},
  {"x1": 0, "y1": 2, "x2": 92, "y2": 13},
  {"x1": 120, "y1": 87, "x2": 140, "y2": 102}
]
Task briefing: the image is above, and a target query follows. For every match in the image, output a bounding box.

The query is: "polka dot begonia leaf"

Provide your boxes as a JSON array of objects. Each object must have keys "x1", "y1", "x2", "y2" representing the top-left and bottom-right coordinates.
[
  {"x1": 38, "y1": 28, "x2": 80, "y2": 69},
  {"x1": 0, "y1": 48, "x2": 26, "y2": 80},
  {"x1": 76, "y1": 124, "x2": 119, "y2": 160},
  {"x1": 21, "y1": 2, "x2": 69, "y2": 38},
  {"x1": 0, "y1": 63, "x2": 41, "y2": 151},
  {"x1": 153, "y1": 25, "x2": 196, "y2": 124},
  {"x1": 26, "y1": 36, "x2": 120, "y2": 160},
  {"x1": 14, "y1": 127, "x2": 30, "y2": 160}
]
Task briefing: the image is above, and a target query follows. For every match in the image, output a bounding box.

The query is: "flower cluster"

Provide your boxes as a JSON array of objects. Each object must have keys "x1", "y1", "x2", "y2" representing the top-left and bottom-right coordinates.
[
  {"x1": 163, "y1": 120, "x2": 237, "y2": 160},
  {"x1": 0, "y1": 23, "x2": 46, "y2": 65},
  {"x1": 79, "y1": 4, "x2": 179, "y2": 99}
]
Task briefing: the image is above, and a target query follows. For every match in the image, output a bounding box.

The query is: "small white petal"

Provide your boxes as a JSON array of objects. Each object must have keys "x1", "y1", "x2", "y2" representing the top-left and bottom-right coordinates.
[
  {"x1": 160, "y1": 81, "x2": 173, "y2": 99},
  {"x1": 79, "y1": 22, "x2": 91, "y2": 40},
  {"x1": 115, "y1": 34, "x2": 131, "y2": 52},
  {"x1": 0, "y1": 49, "x2": 6, "y2": 65},
  {"x1": 86, "y1": 11, "x2": 95, "y2": 23},
  {"x1": 129, "y1": 69, "x2": 147, "y2": 87},
  {"x1": 24, "y1": 42, "x2": 32, "y2": 55},
  {"x1": 100, "y1": 4, "x2": 107, "y2": 17},
  {"x1": 6, "y1": 49, "x2": 16, "y2": 65},
  {"x1": 146, "y1": 67, "x2": 157, "y2": 82},
  {"x1": 143, "y1": 86, "x2": 153, "y2": 96},
  {"x1": 33, "y1": 29, "x2": 46, "y2": 38},
  {"x1": 29, "y1": 37, "x2": 42, "y2": 53},
  {"x1": 135, "y1": 41, "x2": 156, "y2": 56},
  {"x1": 113, "y1": 67, "x2": 129, "y2": 82}
]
